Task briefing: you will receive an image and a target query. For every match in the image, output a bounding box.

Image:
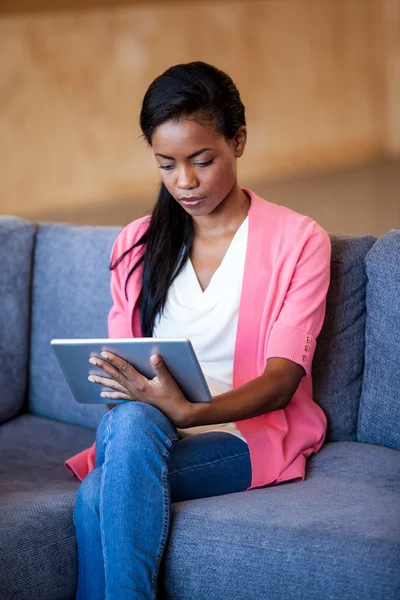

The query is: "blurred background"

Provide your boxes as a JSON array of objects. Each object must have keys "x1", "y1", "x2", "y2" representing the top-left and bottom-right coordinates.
[{"x1": 0, "y1": 0, "x2": 399, "y2": 236}]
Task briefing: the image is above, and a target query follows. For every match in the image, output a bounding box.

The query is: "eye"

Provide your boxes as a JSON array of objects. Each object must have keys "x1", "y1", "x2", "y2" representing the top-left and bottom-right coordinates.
[
  {"x1": 159, "y1": 165, "x2": 175, "y2": 171},
  {"x1": 194, "y1": 159, "x2": 214, "y2": 168}
]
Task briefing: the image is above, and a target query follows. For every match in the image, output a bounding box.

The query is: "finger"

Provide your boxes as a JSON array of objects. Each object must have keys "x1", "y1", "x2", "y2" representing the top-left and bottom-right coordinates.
[
  {"x1": 150, "y1": 355, "x2": 173, "y2": 384},
  {"x1": 100, "y1": 391, "x2": 133, "y2": 401},
  {"x1": 101, "y1": 352, "x2": 141, "y2": 378},
  {"x1": 88, "y1": 375, "x2": 128, "y2": 394},
  {"x1": 89, "y1": 356, "x2": 128, "y2": 385}
]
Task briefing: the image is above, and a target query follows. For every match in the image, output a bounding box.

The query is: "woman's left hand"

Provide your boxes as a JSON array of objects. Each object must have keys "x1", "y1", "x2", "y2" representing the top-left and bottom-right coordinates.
[{"x1": 88, "y1": 352, "x2": 194, "y2": 428}]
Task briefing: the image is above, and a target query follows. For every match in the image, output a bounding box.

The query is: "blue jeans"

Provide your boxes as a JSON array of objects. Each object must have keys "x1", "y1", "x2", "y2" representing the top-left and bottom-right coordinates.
[{"x1": 73, "y1": 401, "x2": 252, "y2": 600}]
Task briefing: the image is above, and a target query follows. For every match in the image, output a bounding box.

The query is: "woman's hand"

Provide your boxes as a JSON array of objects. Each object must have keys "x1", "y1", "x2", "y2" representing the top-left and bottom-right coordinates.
[{"x1": 88, "y1": 352, "x2": 194, "y2": 428}]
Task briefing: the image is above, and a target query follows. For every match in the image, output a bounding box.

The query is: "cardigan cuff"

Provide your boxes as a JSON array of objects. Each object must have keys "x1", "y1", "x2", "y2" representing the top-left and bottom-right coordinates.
[
  {"x1": 266, "y1": 326, "x2": 317, "y2": 376},
  {"x1": 64, "y1": 443, "x2": 96, "y2": 482}
]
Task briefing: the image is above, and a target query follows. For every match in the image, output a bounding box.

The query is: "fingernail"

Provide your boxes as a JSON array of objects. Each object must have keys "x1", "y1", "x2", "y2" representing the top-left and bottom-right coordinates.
[
  {"x1": 100, "y1": 393, "x2": 107, "y2": 398},
  {"x1": 89, "y1": 358, "x2": 97, "y2": 365},
  {"x1": 88, "y1": 376, "x2": 95, "y2": 382},
  {"x1": 101, "y1": 352, "x2": 109, "y2": 359},
  {"x1": 151, "y1": 355, "x2": 160, "y2": 365}
]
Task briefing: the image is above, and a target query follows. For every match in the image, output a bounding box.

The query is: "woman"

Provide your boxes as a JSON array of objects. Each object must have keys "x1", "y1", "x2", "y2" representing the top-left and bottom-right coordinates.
[{"x1": 68, "y1": 61, "x2": 331, "y2": 600}]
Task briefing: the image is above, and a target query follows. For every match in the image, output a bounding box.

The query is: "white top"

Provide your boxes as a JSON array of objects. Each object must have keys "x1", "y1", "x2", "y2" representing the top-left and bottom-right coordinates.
[{"x1": 153, "y1": 217, "x2": 249, "y2": 444}]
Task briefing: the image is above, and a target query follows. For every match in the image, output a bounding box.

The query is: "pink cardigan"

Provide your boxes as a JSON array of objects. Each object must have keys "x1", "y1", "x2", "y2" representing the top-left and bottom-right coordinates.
[{"x1": 65, "y1": 190, "x2": 331, "y2": 489}]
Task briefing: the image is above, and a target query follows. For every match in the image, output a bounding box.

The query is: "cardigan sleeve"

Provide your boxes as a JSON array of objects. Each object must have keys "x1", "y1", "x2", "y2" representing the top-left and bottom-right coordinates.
[
  {"x1": 265, "y1": 223, "x2": 331, "y2": 376},
  {"x1": 107, "y1": 235, "x2": 132, "y2": 339},
  {"x1": 107, "y1": 216, "x2": 149, "y2": 338}
]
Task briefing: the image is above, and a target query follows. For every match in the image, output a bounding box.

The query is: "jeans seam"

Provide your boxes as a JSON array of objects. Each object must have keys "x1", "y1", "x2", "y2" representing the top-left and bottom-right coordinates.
[
  {"x1": 151, "y1": 435, "x2": 178, "y2": 599},
  {"x1": 99, "y1": 409, "x2": 113, "y2": 600},
  {"x1": 168, "y1": 450, "x2": 250, "y2": 476}
]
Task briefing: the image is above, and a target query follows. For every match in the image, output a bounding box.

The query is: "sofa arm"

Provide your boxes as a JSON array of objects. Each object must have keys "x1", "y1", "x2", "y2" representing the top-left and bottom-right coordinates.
[{"x1": 0, "y1": 217, "x2": 36, "y2": 423}]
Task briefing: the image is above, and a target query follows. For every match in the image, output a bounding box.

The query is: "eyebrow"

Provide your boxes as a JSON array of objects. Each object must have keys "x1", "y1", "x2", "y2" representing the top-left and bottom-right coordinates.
[{"x1": 155, "y1": 148, "x2": 213, "y2": 161}]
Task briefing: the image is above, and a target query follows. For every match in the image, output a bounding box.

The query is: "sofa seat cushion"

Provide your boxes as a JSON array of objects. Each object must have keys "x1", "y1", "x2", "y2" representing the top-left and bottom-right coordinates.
[
  {"x1": 1, "y1": 418, "x2": 399, "y2": 600},
  {"x1": 163, "y1": 441, "x2": 400, "y2": 600},
  {"x1": 0, "y1": 415, "x2": 95, "y2": 600}
]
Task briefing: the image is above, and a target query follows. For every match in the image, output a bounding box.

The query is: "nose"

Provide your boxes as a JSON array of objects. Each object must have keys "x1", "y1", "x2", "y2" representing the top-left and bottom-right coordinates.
[{"x1": 176, "y1": 165, "x2": 199, "y2": 190}]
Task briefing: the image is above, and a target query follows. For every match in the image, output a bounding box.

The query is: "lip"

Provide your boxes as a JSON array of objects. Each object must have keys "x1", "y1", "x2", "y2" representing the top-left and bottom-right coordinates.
[{"x1": 179, "y1": 196, "x2": 206, "y2": 208}]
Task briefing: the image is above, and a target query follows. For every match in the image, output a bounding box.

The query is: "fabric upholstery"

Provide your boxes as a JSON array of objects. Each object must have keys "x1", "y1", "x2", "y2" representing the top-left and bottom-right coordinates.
[
  {"x1": 1, "y1": 416, "x2": 398, "y2": 600},
  {"x1": 0, "y1": 217, "x2": 35, "y2": 423},
  {"x1": 163, "y1": 441, "x2": 400, "y2": 600},
  {"x1": 312, "y1": 234, "x2": 376, "y2": 442},
  {"x1": 358, "y1": 230, "x2": 400, "y2": 449},
  {"x1": 0, "y1": 414, "x2": 94, "y2": 600},
  {"x1": 28, "y1": 223, "x2": 122, "y2": 428},
  {"x1": 1, "y1": 216, "x2": 398, "y2": 600}
]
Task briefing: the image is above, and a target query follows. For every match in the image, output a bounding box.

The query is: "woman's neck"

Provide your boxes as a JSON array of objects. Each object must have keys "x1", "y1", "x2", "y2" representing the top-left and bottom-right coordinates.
[{"x1": 192, "y1": 185, "x2": 250, "y2": 240}]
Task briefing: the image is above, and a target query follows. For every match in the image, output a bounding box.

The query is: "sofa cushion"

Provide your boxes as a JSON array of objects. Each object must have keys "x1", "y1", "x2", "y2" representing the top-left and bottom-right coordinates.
[
  {"x1": 28, "y1": 223, "x2": 122, "y2": 428},
  {"x1": 312, "y1": 234, "x2": 376, "y2": 442},
  {"x1": 0, "y1": 217, "x2": 35, "y2": 423},
  {"x1": 358, "y1": 230, "x2": 400, "y2": 449},
  {"x1": 163, "y1": 441, "x2": 400, "y2": 600},
  {"x1": 0, "y1": 414, "x2": 94, "y2": 600},
  {"x1": 1, "y1": 417, "x2": 398, "y2": 600}
]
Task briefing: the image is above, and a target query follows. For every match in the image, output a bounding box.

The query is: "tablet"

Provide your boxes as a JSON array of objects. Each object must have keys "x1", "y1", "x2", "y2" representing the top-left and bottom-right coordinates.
[{"x1": 51, "y1": 338, "x2": 212, "y2": 405}]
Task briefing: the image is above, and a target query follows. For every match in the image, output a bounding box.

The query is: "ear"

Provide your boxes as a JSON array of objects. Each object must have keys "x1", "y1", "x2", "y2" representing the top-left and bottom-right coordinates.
[{"x1": 232, "y1": 126, "x2": 247, "y2": 158}]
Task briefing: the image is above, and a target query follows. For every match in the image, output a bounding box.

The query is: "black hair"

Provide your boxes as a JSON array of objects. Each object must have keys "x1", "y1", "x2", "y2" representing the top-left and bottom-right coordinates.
[{"x1": 111, "y1": 61, "x2": 246, "y2": 336}]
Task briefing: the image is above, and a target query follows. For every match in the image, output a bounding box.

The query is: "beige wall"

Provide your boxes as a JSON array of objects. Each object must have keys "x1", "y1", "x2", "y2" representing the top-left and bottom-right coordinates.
[
  {"x1": 381, "y1": 0, "x2": 400, "y2": 154},
  {"x1": 0, "y1": 0, "x2": 399, "y2": 219}
]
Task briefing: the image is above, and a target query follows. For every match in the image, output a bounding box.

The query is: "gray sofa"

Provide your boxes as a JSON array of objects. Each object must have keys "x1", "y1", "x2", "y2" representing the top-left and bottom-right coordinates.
[{"x1": 0, "y1": 216, "x2": 399, "y2": 600}]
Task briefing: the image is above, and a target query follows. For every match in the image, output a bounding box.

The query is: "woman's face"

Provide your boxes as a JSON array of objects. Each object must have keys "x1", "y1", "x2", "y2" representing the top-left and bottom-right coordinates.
[{"x1": 151, "y1": 117, "x2": 246, "y2": 216}]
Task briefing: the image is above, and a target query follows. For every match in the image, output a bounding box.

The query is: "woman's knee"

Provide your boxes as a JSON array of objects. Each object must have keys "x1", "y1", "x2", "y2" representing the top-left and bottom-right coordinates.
[
  {"x1": 95, "y1": 403, "x2": 160, "y2": 460},
  {"x1": 110, "y1": 401, "x2": 175, "y2": 436}
]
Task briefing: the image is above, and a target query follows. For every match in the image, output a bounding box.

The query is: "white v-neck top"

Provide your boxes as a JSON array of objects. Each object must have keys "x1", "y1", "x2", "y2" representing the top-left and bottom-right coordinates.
[{"x1": 153, "y1": 217, "x2": 249, "y2": 443}]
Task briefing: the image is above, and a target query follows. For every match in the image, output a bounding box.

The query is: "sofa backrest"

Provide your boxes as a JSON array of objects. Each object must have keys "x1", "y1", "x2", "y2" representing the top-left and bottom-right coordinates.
[
  {"x1": 312, "y1": 233, "x2": 376, "y2": 442},
  {"x1": 26, "y1": 221, "x2": 377, "y2": 441},
  {"x1": 0, "y1": 217, "x2": 35, "y2": 423},
  {"x1": 357, "y1": 230, "x2": 400, "y2": 450},
  {"x1": 28, "y1": 222, "x2": 122, "y2": 428}
]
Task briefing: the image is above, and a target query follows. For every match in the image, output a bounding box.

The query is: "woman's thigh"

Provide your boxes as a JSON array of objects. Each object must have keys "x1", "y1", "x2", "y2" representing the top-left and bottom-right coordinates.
[{"x1": 168, "y1": 432, "x2": 251, "y2": 503}]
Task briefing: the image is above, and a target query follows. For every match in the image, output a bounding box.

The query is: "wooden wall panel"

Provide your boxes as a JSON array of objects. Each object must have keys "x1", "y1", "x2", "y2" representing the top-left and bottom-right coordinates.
[
  {"x1": 0, "y1": 0, "x2": 398, "y2": 218},
  {"x1": 382, "y1": 0, "x2": 400, "y2": 154}
]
